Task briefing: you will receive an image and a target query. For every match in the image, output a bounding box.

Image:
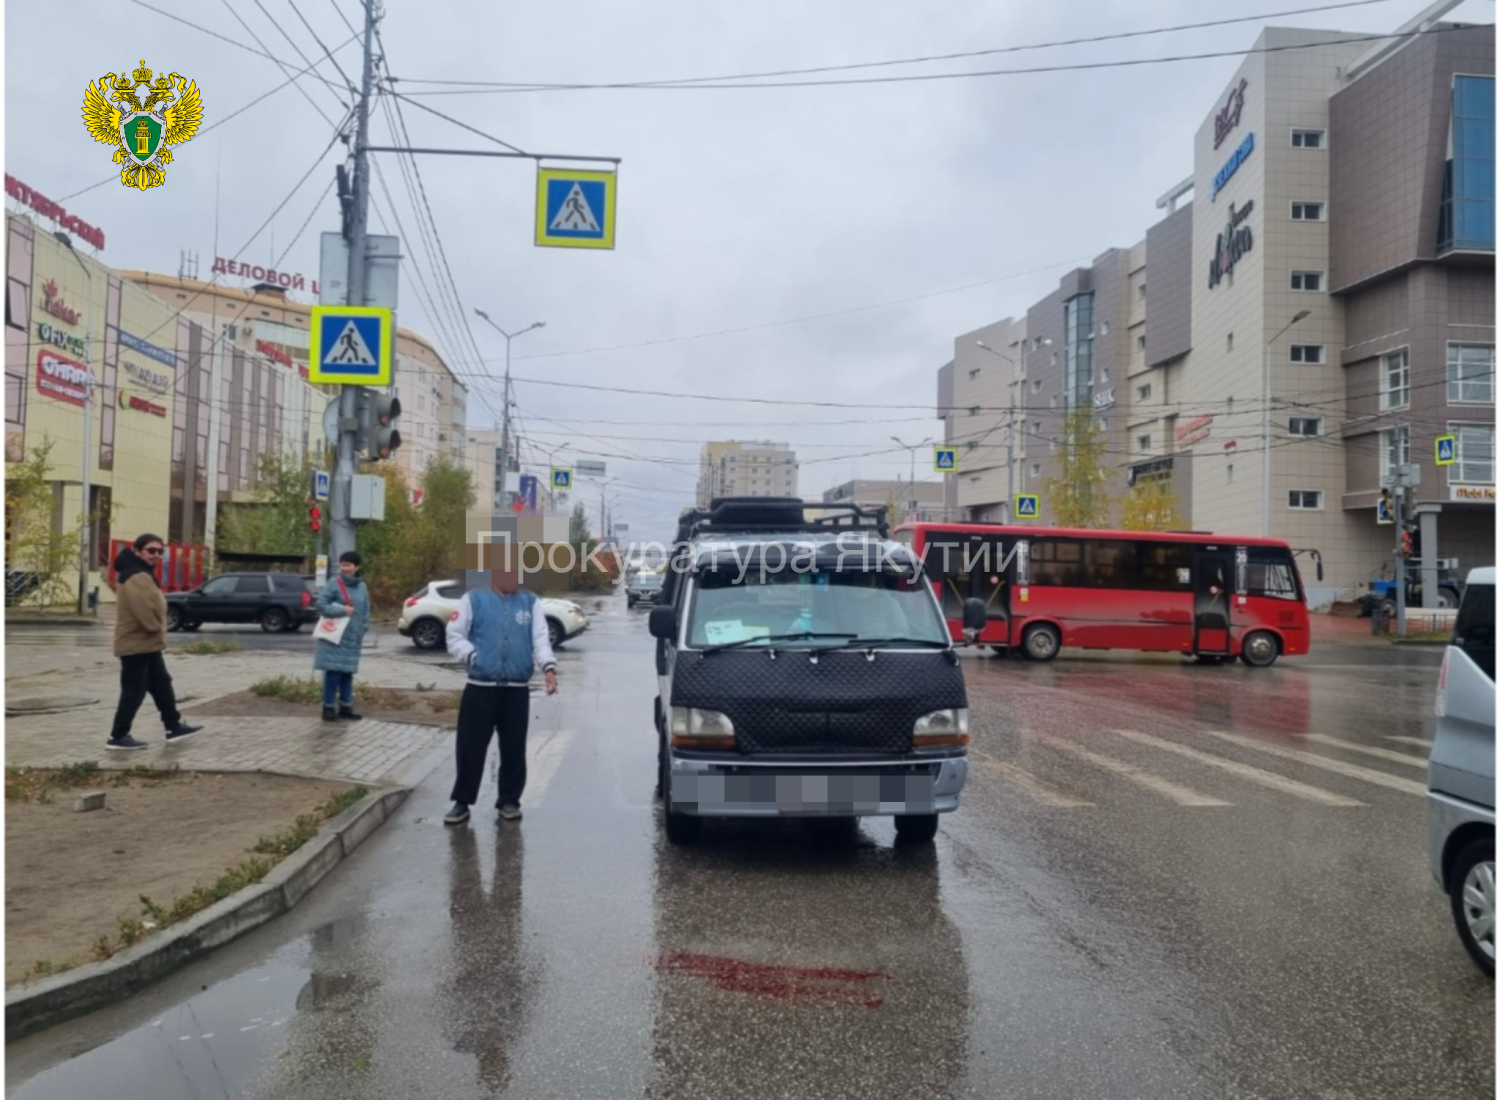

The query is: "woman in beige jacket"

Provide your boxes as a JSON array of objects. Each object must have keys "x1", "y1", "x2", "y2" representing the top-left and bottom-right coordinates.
[{"x1": 108, "y1": 533, "x2": 203, "y2": 750}]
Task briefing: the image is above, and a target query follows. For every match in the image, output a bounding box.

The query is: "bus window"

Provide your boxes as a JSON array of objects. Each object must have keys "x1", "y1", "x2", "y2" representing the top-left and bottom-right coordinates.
[
  {"x1": 1031, "y1": 538, "x2": 1085, "y2": 586},
  {"x1": 1139, "y1": 542, "x2": 1193, "y2": 591},
  {"x1": 1246, "y1": 551, "x2": 1301, "y2": 601},
  {"x1": 1090, "y1": 541, "x2": 1139, "y2": 588}
]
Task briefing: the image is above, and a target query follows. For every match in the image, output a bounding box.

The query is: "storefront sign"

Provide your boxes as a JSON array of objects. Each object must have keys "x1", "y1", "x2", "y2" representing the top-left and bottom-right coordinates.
[
  {"x1": 40, "y1": 279, "x2": 82, "y2": 326},
  {"x1": 37, "y1": 321, "x2": 85, "y2": 358},
  {"x1": 35, "y1": 349, "x2": 91, "y2": 407},
  {"x1": 1211, "y1": 132, "x2": 1254, "y2": 200},
  {"x1": 255, "y1": 339, "x2": 295, "y2": 368},
  {"x1": 1214, "y1": 79, "x2": 1248, "y2": 149},
  {"x1": 118, "y1": 388, "x2": 167, "y2": 418},
  {"x1": 123, "y1": 359, "x2": 171, "y2": 395},
  {"x1": 1176, "y1": 414, "x2": 1213, "y2": 448},
  {"x1": 1093, "y1": 388, "x2": 1115, "y2": 410},
  {"x1": 4, "y1": 175, "x2": 106, "y2": 250},
  {"x1": 213, "y1": 256, "x2": 318, "y2": 295},
  {"x1": 1450, "y1": 485, "x2": 1496, "y2": 503},
  {"x1": 119, "y1": 330, "x2": 176, "y2": 368},
  {"x1": 1208, "y1": 201, "x2": 1254, "y2": 289}
]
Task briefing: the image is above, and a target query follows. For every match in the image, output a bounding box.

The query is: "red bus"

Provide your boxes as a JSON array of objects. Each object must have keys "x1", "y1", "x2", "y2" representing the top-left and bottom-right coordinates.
[{"x1": 894, "y1": 522, "x2": 1316, "y2": 668}]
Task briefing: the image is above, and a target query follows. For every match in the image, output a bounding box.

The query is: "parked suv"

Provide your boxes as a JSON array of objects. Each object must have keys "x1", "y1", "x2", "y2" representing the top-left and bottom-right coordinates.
[
  {"x1": 398, "y1": 579, "x2": 589, "y2": 650},
  {"x1": 649, "y1": 497, "x2": 987, "y2": 845},
  {"x1": 166, "y1": 573, "x2": 319, "y2": 633},
  {"x1": 627, "y1": 570, "x2": 663, "y2": 608},
  {"x1": 1427, "y1": 566, "x2": 1495, "y2": 976}
]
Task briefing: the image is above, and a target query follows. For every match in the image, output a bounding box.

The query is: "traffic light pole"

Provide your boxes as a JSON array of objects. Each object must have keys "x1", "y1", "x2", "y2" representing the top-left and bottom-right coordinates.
[
  {"x1": 331, "y1": 0, "x2": 377, "y2": 565},
  {"x1": 1393, "y1": 411, "x2": 1406, "y2": 638}
]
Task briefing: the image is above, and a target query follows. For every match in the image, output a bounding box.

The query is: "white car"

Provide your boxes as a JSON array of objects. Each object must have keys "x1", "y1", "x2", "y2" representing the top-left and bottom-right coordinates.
[{"x1": 398, "y1": 579, "x2": 589, "y2": 651}]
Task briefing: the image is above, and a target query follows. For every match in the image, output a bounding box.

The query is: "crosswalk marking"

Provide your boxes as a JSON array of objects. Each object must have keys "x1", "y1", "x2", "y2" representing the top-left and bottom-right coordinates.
[
  {"x1": 1385, "y1": 736, "x2": 1434, "y2": 749},
  {"x1": 972, "y1": 752, "x2": 1093, "y2": 807},
  {"x1": 1107, "y1": 729, "x2": 1364, "y2": 806},
  {"x1": 490, "y1": 728, "x2": 572, "y2": 805},
  {"x1": 1045, "y1": 739, "x2": 1232, "y2": 806},
  {"x1": 1301, "y1": 734, "x2": 1428, "y2": 769},
  {"x1": 1206, "y1": 731, "x2": 1426, "y2": 796}
]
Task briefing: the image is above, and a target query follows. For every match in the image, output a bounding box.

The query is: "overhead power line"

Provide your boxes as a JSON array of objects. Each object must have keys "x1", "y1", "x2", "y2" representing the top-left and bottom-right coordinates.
[{"x1": 393, "y1": 0, "x2": 1398, "y2": 91}]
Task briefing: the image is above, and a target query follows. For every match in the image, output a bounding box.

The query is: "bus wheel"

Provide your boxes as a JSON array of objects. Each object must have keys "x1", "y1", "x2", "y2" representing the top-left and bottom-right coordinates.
[
  {"x1": 1240, "y1": 631, "x2": 1280, "y2": 668},
  {"x1": 1022, "y1": 624, "x2": 1060, "y2": 662}
]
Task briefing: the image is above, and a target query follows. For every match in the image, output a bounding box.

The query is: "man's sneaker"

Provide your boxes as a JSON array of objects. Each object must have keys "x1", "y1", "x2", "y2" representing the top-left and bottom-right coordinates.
[
  {"x1": 107, "y1": 735, "x2": 149, "y2": 751},
  {"x1": 444, "y1": 803, "x2": 470, "y2": 825},
  {"x1": 498, "y1": 803, "x2": 523, "y2": 821},
  {"x1": 165, "y1": 723, "x2": 203, "y2": 742}
]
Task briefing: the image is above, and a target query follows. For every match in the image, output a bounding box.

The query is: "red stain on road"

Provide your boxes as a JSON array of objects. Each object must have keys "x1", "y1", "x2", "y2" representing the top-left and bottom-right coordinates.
[{"x1": 656, "y1": 951, "x2": 890, "y2": 1008}]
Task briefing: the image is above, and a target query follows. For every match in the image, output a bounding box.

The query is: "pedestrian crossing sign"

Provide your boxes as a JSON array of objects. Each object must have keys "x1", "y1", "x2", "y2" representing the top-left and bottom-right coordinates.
[
  {"x1": 309, "y1": 306, "x2": 393, "y2": 385},
  {"x1": 933, "y1": 446, "x2": 959, "y2": 472},
  {"x1": 1435, "y1": 434, "x2": 1457, "y2": 466},
  {"x1": 536, "y1": 168, "x2": 617, "y2": 250},
  {"x1": 550, "y1": 467, "x2": 573, "y2": 490},
  {"x1": 1014, "y1": 494, "x2": 1039, "y2": 519}
]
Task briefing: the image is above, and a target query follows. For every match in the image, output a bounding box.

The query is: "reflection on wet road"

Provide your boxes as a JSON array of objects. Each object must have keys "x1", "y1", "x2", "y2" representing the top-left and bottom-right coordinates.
[{"x1": 7, "y1": 603, "x2": 1492, "y2": 1099}]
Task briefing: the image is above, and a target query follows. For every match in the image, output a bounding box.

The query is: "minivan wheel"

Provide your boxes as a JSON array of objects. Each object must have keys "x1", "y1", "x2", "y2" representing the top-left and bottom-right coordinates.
[
  {"x1": 660, "y1": 748, "x2": 702, "y2": 844},
  {"x1": 894, "y1": 813, "x2": 939, "y2": 843},
  {"x1": 260, "y1": 607, "x2": 289, "y2": 633},
  {"x1": 1450, "y1": 837, "x2": 1496, "y2": 977},
  {"x1": 1240, "y1": 630, "x2": 1279, "y2": 668},
  {"x1": 1022, "y1": 623, "x2": 1060, "y2": 662},
  {"x1": 412, "y1": 618, "x2": 445, "y2": 650}
]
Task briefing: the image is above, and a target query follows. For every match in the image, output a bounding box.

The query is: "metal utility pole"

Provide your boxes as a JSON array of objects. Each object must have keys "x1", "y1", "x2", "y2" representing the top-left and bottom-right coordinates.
[
  {"x1": 474, "y1": 312, "x2": 545, "y2": 510},
  {"x1": 330, "y1": 0, "x2": 378, "y2": 564},
  {"x1": 890, "y1": 436, "x2": 931, "y2": 521},
  {"x1": 78, "y1": 342, "x2": 93, "y2": 616},
  {"x1": 1394, "y1": 409, "x2": 1407, "y2": 637},
  {"x1": 1262, "y1": 310, "x2": 1311, "y2": 538}
]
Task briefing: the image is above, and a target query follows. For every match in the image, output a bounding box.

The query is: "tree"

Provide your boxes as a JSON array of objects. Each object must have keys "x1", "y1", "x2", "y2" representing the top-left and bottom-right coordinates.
[
  {"x1": 1118, "y1": 476, "x2": 1183, "y2": 531},
  {"x1": 5, "y1": 437, "x2": 115, "y2": 608},
  {"x1": 216, "y1": 451, "x2": 318, "y2": 557},
  {"x1": 1043, "y1": 407, "x2": 1116, "y2": 528},
  {"x1": 569, "y1": 501, "x2": 592, "y2": 546},
  {"x1": 357, "y1": 458, "x2": 473, "y2": 610}
]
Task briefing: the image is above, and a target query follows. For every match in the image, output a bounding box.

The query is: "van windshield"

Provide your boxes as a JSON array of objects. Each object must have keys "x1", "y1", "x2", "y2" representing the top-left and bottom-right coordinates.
[
  {"x1": 1454, "y1": 582, "x2": 1495, "y2": 680},
  {"x1": 686, "y1": 567, "x2": 948, "y2": 648}
]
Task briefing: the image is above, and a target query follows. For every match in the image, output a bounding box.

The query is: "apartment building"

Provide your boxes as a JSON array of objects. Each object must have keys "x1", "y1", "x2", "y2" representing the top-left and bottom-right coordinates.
[{"x1": 696, "y1": 441, "x2": 799, "y2": 506}]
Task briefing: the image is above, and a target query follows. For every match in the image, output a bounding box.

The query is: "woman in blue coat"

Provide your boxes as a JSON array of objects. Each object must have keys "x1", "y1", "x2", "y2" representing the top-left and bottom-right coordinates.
[{"x1": 313, "y1": 551, "x2": 371, "y2": 722}]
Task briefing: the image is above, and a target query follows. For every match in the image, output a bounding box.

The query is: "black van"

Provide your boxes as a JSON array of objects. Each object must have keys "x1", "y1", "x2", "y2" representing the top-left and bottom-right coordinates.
[{"x1": 649, "y1": 497, "x2": 987, "y2": 845}]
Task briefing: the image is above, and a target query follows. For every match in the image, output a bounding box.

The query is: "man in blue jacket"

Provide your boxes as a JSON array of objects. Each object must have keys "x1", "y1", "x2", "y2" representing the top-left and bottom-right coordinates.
[{"x1": 444, "y1": 559, "x2": 559, "y2": 824}]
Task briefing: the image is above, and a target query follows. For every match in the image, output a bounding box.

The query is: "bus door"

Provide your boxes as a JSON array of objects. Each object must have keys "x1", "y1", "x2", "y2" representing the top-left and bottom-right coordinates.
[
  {"x1": 975, "y1": 534, "x2": 1012, "y2": 644},
  {"x1": 1192, "y1": 550, "x2": 1232, "y2": 656}
]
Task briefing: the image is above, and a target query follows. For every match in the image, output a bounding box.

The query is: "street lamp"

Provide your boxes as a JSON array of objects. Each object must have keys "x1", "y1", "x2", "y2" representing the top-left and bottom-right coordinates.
[
  {"x1": 473, "y1": 311, "x2": 544, "y2": 508},
  {"x1": 889, "y1": 435, "x2": 932, "y2": 520},
  {"x1": 1262, "y1": 310, "x2": 1312, "y2": 537},
  {"x1": 537, "y1": 443, "x2": 571, "y2": 510},
  {"x1": 976, "y1": 337, "x2": 1049, "y2": 522}
]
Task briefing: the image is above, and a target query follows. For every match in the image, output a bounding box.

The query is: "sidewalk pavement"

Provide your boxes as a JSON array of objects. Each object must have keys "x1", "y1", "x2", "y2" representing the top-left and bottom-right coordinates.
[{"x1": 5, "y1": 645, "x2": 468, "y2": 787}]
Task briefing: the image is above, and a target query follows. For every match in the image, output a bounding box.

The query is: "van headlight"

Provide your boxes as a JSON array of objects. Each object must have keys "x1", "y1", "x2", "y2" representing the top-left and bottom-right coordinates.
[
  {"x1": 670, "y1": 707, "x2": 736, "y2": 749},
  {"x1": 913, "y1": 708, "x2": 970, "y2": 747}
]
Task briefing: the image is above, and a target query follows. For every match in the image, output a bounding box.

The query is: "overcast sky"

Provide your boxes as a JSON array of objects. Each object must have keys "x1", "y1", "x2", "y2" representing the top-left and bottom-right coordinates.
[{"x1": 5, "y1": 0, "x2": 1492, "y2": 540}]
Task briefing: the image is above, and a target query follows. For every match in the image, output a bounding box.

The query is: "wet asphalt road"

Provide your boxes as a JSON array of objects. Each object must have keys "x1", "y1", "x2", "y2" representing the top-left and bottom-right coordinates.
[{"x1": 7, "y1": 601, "x2": 1493, "y2": 1100}]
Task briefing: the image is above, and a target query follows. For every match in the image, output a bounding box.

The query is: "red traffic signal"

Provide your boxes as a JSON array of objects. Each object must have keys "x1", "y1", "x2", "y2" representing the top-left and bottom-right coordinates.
[
  {"x1": 309, "y1": 504, "x2": 322, "y2": 533},
  {"x1": 1400, "y1": 529, "x2": 1413, "y2": 557}
]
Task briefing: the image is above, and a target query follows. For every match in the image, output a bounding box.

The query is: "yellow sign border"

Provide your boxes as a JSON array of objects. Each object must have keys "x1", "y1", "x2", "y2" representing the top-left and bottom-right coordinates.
[
  {"x1": 550, "y1": 467, "x2": 573, "y2": 489},
  {"x1": 1014, "y1": 494, "x2": 1040, "y2": 519},
  {"x1": 535, "y1": 168, "x2": 617, "y2": 250},
  {"x1": 308, "y1": 305, "x2": 394, "y2": 385},
  {"x1": 1435, "y1": 434, "x2": 1457, "y2": 466},
  {"x1": 932, "y1": 446, "x2": 959, "y2": 473}
]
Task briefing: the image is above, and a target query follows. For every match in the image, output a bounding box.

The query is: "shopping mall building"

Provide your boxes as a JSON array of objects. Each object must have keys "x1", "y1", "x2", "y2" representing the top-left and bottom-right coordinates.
[
  {"x1": 4, "y1": 196, "x2": 469, "y2": 603},
  {"x1": 940, "y1": 16, "x2": 1494, "y2": 606}
]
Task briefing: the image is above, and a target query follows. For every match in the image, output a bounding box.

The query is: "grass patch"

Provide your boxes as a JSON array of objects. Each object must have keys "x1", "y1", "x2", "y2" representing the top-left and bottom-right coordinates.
[
  {"x1": 17, "y1": 957, "x2": 80, "y2": 984},
  {"x1": 7, "y1": 763, "x2": 192, "y2": 805},
  {"x1": 178, "y1": 637, "x2": 241, "y2": 656},
  {"x1": 247, "y1": 676, "x2": 461, "y2": 713},
  {"x1": 250, "y1": 675, "x2": 325, "y2": 705},
  {"x1": 1391, "y1": 632, "x2": 1450, "y2": 643}
]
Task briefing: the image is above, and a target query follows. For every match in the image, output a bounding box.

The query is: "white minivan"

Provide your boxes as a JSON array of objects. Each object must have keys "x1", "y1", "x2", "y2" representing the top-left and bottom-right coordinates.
[{"x1": 1427, "y1": 566, "x2": 1495, "y2": 976}]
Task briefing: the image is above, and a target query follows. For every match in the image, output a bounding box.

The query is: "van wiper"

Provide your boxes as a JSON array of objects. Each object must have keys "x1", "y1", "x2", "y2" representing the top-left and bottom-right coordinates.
[
  {"x1": 701, "y1": 631, "x2": 856, "y2": 655},
  {"x1": 834, "y1": 636, "x2": 951, "y2": 650}
]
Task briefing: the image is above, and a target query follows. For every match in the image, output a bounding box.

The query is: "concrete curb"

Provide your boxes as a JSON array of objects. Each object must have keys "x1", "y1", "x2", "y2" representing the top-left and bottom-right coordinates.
[
  {"x1": 4, "y1": 786, "x2": 410, "y2": 1040},
  {"x1": 5, "y1": 616, "x2": 103, "y2": 627}
]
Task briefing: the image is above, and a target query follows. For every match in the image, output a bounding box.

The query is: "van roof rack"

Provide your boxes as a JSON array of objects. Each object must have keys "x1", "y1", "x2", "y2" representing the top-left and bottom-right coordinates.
[{"x1": 672, "y1": 496, "x2": 890, "y2": 544}]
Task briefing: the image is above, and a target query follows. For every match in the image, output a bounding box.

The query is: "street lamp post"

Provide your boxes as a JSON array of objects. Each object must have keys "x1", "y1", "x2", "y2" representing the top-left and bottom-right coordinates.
[
  {"x1": 538, "y1": 443, "x2": 571, "y2": 509},
  {"x1": 473, "y1": 312, "x2": 544, "y2": 509},
  {"x1": 1262, "y1": 310, "x2": 1311, "y2": 537},
  {"x1": 975, "y1": 337, "x2": 1048, "y2": 522},
  {"x1": 889, "y1": 435, "x2": 932, "y2": 520}
]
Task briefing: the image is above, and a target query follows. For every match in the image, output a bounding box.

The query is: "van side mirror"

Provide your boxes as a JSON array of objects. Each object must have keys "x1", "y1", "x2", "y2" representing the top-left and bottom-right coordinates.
[
  {"x1": 962, "y1": 597, "x2": 987, "y2": 641},
  {"x1": 648, "y1": 606, "x2": 677, "y2": 641}
]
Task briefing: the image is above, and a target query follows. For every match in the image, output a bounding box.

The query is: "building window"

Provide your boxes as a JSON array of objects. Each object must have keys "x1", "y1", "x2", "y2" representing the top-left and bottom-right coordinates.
[
  {"x1": 1031, "y1": 379, "x2": 1042, "y2": 393},
  {"x1": 1136, "y1": 334, "x2": 1146, "y2": 351},
  {"x1": 1227, "y1": 464, "x2": 1235, "y2": 484},
  {"x1": 1288, "y1": 489, "x2": 1323, "y2": 510},
  {"x1": 1380, "y1": 425, "x2": 1410, "y2": 482},
  {"x1": 1227, "y1": 332, "x2": 1234, "y2": 352},
  {"x1": 1050, "y1": 394, "x2": 1058, "y2": 408},
  {"x1": 1437, "y1": 75, "x2": 1496, "y2": 253},
  {"x1": 1136, "y1": 383, "x2": 1152, "y2": 401},
  {"x1": 969, "y1": 368, "x2": 981, "y2": 380},
  {"x1": 1291, "y1": 128, "x2": 1326, "y2": 149},
  {"x1": 969, "y1": 476, "x2": 981, "y2": 486},
  {"x1": 1291, "y1": 202, "x2": 1326, "y2": 221},
  {"x1": 968, "y1": 406, "x2": 980, "y2": 416},
  {"x1": 1030, "y1": 463, "x2": 1041, "y2": 478},
  {"x1": 1101, "y1": 321, "x2": 1110, "y2": 335},
  {"x1": 1288, "y1": 417, "x2": 1322, "y2": 437},
  {"x1": 1290, "y1": 344, "x2": 1325, "y2": 364},
  {"x1": 1448, "y1": 343, "x2": 1495, "y2": 403},
  {"x1": 1138, "y1": 284, "x2": 1147, "y2": 299},
  {"x1": 1137, "y1": 434, "x2": 1152, "y2": 451},
  {"x1": 1064, "y1": 293, "x2": 1095, "y2": 409},
  {"x1": 1032, "y1": 420, "x2": 1041, "y2": 433},
  {"x1": 1450, "y1": 425, "x2": 1495, "y2": 484},
  {"x1": 1290, "y1": 271, "x2": 1324, "y2": 291},
  {"x1": 1380, "y1": 348, "x2": 1410, "y2": 410}
]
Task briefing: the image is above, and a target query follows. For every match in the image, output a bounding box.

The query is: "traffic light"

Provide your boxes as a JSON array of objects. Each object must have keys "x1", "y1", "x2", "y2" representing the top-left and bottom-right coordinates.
[
  {"x1": 308, "y1": 504, "x2": 322, "y2": 533},
  {"x1": 1400, "y1": 527, "x2": 1413, "y2": 557},
  {"x1": 354, "y1": 388, "x2": 402, "y2": 460}
]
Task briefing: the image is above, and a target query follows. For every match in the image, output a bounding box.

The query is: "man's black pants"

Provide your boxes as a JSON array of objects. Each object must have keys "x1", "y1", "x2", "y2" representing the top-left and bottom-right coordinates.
[
  {"x1": 111, "y1": 652, "x2": 182, "y2": 740},
  {"x1": 450, "y1": 685, "x2": 531, "y2": 808}
]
